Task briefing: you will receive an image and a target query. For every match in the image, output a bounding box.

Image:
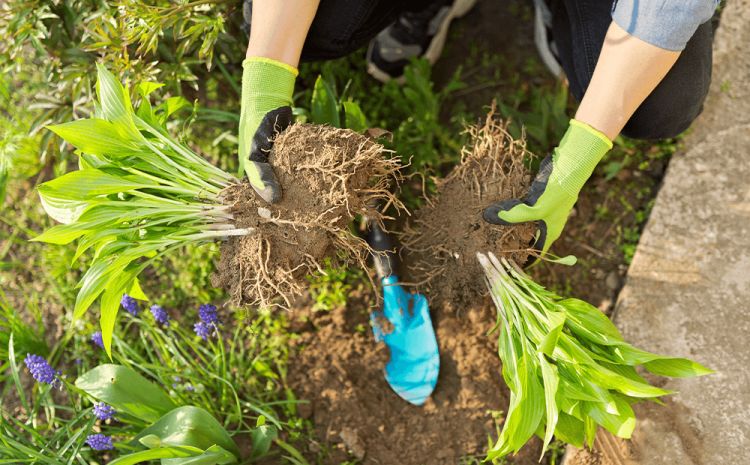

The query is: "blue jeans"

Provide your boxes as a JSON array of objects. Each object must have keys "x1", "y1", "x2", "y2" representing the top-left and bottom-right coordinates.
[{"x1": 301, "y1": 0, "x2": 714, "y2": 140}]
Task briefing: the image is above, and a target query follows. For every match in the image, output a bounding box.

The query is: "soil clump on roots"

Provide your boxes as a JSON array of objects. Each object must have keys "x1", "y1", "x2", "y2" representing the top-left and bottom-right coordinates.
[
  {"x1": 213, "y1": 124, "x2": 401, "y2": 309},
  {"x1": 402, "y1": 113, "x2": 536, "y2": 308}
]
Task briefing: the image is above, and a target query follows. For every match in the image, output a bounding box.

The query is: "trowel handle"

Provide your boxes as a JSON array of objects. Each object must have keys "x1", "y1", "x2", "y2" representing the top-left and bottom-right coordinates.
[{"x1": 366, "y1": 222, "x2": 399, "y2": 280}]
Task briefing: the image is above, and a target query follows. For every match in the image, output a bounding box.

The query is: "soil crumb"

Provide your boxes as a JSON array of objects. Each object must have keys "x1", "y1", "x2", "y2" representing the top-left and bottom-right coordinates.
[
  {"x1": 402, "y1": 112, "x2": 536, "y2": 307},
  {"x1": 213, "y1": 124, "x2": 402, "y2": 309},
  {"x1": 287, "y1": 291, "x2": 541, "y2": 464}
]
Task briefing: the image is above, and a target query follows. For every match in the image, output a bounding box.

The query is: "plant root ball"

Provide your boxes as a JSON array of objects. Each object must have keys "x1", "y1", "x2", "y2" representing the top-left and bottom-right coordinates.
[
  {"x1": 401, "y1": 111, "x2": 536, "y2": 308},
  {"x1": 213, "y1": 124, "x2": 402, "y2": 309}
]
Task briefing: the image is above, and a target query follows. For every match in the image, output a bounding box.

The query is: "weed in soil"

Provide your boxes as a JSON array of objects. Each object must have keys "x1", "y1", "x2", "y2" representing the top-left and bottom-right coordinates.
[
  {"x1": 213, "y1": 124, "x2": 403, "y2": 309},
  {"x1": 402, "y1": 112, "x2": 536, "y2": 307}
]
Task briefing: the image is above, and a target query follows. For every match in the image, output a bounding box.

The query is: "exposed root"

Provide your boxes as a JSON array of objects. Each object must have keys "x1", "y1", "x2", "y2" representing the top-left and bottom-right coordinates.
[
  {"x1": 401, "y1": 107, "x2": 537, "y2": 307},
  {"x1": 213, "y1": 124, "x2": 404, "y2": 310}
]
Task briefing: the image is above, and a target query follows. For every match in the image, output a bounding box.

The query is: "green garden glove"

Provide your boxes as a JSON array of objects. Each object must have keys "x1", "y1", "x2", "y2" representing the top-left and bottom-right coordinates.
[
  {"x1": 238, "y1": 57, "x2": 298, "y2": 203},
  {"x1": 483, "y1": 119, "x2": 612, "y2": 263}
]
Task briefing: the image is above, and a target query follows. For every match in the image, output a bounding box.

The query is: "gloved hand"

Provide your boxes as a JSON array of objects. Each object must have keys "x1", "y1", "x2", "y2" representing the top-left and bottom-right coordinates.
[
  {"x1": 483, "y1": 119, "x2": 612, "y2": 262},
  {"x1": 238, "y1": 57, "x2": 298, "y2": 203}
]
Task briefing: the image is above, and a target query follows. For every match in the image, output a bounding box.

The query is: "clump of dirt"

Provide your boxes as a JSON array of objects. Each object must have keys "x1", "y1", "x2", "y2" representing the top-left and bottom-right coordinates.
[
  {"x1": 213, "y1": 124, "x2": 402, "y2": 309},
  {"x1": 402, "y1": 112, "x2": 536, "y2": 307},
  {"x1": 287, "y1": 292, "x2": 542, "y2": 464}
]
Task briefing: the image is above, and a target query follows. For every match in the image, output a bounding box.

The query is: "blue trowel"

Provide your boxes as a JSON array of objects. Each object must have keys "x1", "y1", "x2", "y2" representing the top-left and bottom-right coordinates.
[{"x1": 366, "y1": 223, "x2": 440, "y2": 406}]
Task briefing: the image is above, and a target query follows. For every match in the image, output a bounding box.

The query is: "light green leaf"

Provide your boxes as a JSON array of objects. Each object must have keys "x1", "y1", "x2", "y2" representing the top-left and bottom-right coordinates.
[
  {"x1": 128, "y1": 277, "x2": 149, "y2": 301},
  {"x1": 75, "y1": 364, "x2": 176, "y2": 422},
  {"x1": 538, "y1": 354, "x2": 559, "y2": 455},
  {"x1": 643, "y1": 357, "x2": 714, "y2": 378},
  {"x1": 108, "y1": 446, "x2": 201, "y2": 465},
  {"x1": 164, "y1": 96, "x2": 191, "y2": 117},
  {"x1": 74, "y1": 258, "x2": 114, "y2": 319},
  {"x1": 131, "y1": 406, "x2": 240, "y2": 459},
  {"x1": 38, "y1": 169, "x2": 148, "y2": 200},
  {"x1": 539, "y1": 312, "x2": 565, "y2": 356},
  {"x1": 163, "y1": 445, "x2": 237, "y2": 465},
  {"x1": 250, "y1": 424, "x2": 278, "y2": 459},
  {"x1": 96, "y1": 64, "x2": 139, "y2": 137},
  {"x1": 47, "y1": 119, "x2": 140, "y2": 157},
  {"x1": 342, "y1": 101, "x2": 367, "y2": 133},
  {"x1": 137, "y1": 82, "x2": 165, "y2": 98},
  {"x1": 583, "y1": 395, "x2": 636, "y2": 439},
  {"x1": 38, "y1": 190, "x2": 89, "y2": 224},
  {"x1": 311, "y1": 76, "x2": 340, "y2": 127},
  {"x1": 553, "y1": 412, "x2": 584, "y2": 448}
]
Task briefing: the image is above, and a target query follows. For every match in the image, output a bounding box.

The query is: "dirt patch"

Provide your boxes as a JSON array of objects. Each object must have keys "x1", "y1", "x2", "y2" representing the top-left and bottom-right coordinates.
[
  {"x1": 213, "y1": 124, "x2": 402, "y2": 309},
  {"x1": 401, "y1": 113, "x2": 536, "y2": 307},
  {"x1": 287, "y1": 289, "x2": 542, "y2": 464}
]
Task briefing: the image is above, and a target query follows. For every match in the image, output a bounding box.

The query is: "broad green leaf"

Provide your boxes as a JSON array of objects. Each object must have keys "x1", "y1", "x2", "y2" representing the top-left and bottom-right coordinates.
[
  {"x1": 164, "y1": 96, "x2": 191, "y2": 117},
  {"x1": 583, "y1": 364, "x2": 672, "y2": 398},
  {"x1": 108, "y1": 446, "x2": 201, "y2": 465},
  {"x1": 560, "y1": 298, "x2": 623, "y2": 343},
  {"x1": 163, "y1": 445, "x2": 237, "y2": 465},
  {"x1": 132, "y1": 406, "x2": 240, "y2": 459},
  {"x1": 47, "y1": 119, "x2": 140, "y2": 157},
  {"x1": 128, "y1": 277, "x2": 149, "y2": 301},
  {"x1": 583, "y1": 415, "x2": 597, "y2": 448},
  {"x1": 554, "y1": 412, "x2": 584, "y2": 447},
  {"x1": 31, "y1": 222, "x2": 91, "y2": 245},
  {"x1": 583, "y1": 395, "x2": 636, "y2": 439},
  {"x1": 96, "y1": 64, "x2": 139, "y2": 138},
  {"x1": 38, "y1": 169, "x2": 147, "y2": 200},
  {"x1": 74, "y1": 258, "x2": 114, "y2": 319},
  {"x1": 137, "y1": 82, "x2": 165, "y2": 98},
  {"x1": 100, "y1": 262, "x2": 145, "y2": 356},
  {"x1": 249, "y1": 424, "x2": 278, "y2": 459},
  {"x1": 538, "y1": 354, "x2": 559, "y2": 455},
  {"x1": 342, "y1": 101, "x2": 367, "y2": 133},
  {"x1": 539, "y1": 312, "x2": 565, "y2": 356},
  {"x1": 643, "y1": 357, "x2": 714, "y2": 378},
  {"x1": 75, "y1": 364, "x2": 176, "y2": 422},
  {"x1": 38, "y1": 190, "x2": 89, "y2": 224},
  {"x1": 311, "y1": 76, "x2": 340, "y2": 127}
]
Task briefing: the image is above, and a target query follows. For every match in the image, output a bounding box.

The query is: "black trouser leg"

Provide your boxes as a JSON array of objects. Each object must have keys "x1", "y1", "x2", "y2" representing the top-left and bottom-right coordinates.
[
  {"x1": 301, "y1": 0, "x2": 434, "y2": 61},
  {"x1": 550, "y1": 0, "x2": 714, "y2": 140}
]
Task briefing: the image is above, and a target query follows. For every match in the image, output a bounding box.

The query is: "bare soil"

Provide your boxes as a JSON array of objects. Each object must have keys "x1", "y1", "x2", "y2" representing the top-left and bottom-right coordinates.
[
  {"x1": 213, "y1": 124, "x2": 402, "y2": 309},
  {"x1": 288, "y1": 291, "x2": 542, "y2": 464}
]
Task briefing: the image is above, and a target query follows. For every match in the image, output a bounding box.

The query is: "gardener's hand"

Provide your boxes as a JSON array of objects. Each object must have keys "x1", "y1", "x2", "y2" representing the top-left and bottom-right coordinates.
[
  {"x1": 483, "y1": 120, "x2": 612, "y2": 263},
  {"x1": 238, "y1": 57, "x2": 298, "y2": 204}
]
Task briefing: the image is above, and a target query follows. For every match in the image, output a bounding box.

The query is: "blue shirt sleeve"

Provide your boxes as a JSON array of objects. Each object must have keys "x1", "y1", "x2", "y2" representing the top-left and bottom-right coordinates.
[{"x1": 611, "y1": 0, "x2": 719, "y2": 51}]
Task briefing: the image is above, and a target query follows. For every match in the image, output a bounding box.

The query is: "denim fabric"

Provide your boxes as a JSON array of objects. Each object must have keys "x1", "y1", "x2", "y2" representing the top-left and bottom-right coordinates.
[
  {"x1": 550, "y1": 0, "x2": 714, "y2": 139},
  {"x1": 611, "y1": 0, "x2": 720, "y2": 51}
]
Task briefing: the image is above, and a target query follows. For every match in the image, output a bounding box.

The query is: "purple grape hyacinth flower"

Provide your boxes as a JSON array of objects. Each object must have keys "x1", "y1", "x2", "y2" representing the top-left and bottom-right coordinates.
[
  {"x1": 150, "y1": 304, "x2": 170, "y2": 325},
  {"x1": 91, "y1": 331, "x2": 104, "y2": 349},
  {"x1": 93, "y1": 403, "x2": 116, "y2": 421},
  {"x1": 198, "y1": 304, "x2": 219, "y2": 325},
  {"x1": 86, "y1": 433, "x2": 114, "y2": 451},
  {"x1": 120, "y1": 294, "x2": 139, "y2": 316},
  {"x1": 24, "y1": 354, "x2": 57, "y2": 385},
  {"x1": 193, "y1": 321, "x2": 216, "y2": 341}
]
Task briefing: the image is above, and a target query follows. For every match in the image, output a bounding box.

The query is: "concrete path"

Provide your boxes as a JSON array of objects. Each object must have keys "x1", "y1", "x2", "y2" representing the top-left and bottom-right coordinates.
[{"x1": 564, "y1": 1, "x2": 750, "y2": 464}]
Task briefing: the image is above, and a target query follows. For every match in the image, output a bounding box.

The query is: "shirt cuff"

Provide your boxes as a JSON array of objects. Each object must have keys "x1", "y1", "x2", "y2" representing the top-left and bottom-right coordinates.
[{"x1": 611, "y1": 0, "x2": 718, "y2": 51}]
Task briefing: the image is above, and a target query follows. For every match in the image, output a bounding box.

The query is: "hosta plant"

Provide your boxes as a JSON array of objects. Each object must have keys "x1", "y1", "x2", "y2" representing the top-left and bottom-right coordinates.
[
  {"x1": 478, "y1": 252, "x2": 712, "y2": 460},
  {"x1": 33, "y1": 65, "x2": 245, "y2": 355}
]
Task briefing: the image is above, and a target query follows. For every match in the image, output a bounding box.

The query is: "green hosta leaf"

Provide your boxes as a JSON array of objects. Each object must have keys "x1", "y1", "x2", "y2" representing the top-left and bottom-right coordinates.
[
  {"x1": 554, "y1": 412, "x2": 584, "y2": 447},
  {"x1": 164, "y1": 96, "x2": 191, "y2": 118},
  {"x1": 96, "y1": 64, "x2": 140, "y2": 138},
  {"x1": 38, "y1": 190, "x2": 89, "y2": 225},
  {"x1": 131, "y1": 406, "x2": 240, "y2": 459},
  {"x1": 137, "y1": 82, "x2": 165, "y2": 98},
  {"x1": 162, "y1": 445, "x2": 237, "y2": 465},
  {"x1": 47, "y1": 119, "x2": 140, "y2": 157},
  {"x1": 643, "y1": 357, "x2": 714, "y2": 378},
  {"x1": 539, "y1": 311, "x2": 565, "y2": 356},
  {"x1": 583, "y1": 364, "x2": 672, "y2": 398},
  {"x1": 108, "y1": 446, "x2": 201, "y2": 465},
  {"x1": 342, "y1": 101, "x2": 367, "y2": 132},
  {"x1": 75, "y1": 364, "x2": 176, "y2": 422},
  {"x1": 38, "y1": 169, "x2": 148, "y2": 200},
  {"x1": 249, "y1": 422, "x2": 278, "y2": 460},
  {"x1": 129, "y1": 277, "x2": 149, "y2": 301},
  {"x1": 311, "y1": 76, "x2": 340, "y2": 127},
  {"x1": 583, "y1": 395, "x2": 636, "y2": 439},
  {"x1": 538, "y1": 353, "x2": 559, "y2": 455},
  {"x1": 560, "y1": 298, "x2": 624, "y2": 344}
]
